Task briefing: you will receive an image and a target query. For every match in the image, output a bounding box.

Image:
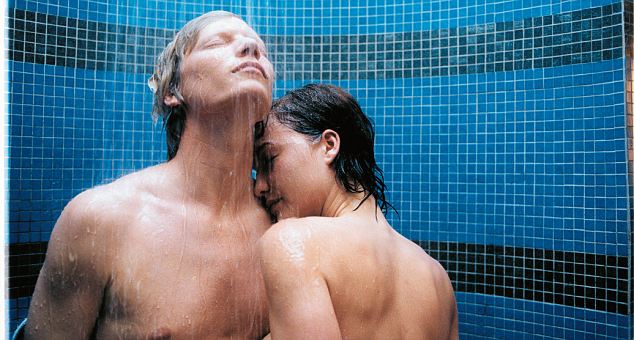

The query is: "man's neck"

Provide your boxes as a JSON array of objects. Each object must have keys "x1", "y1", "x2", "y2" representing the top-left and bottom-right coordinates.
[{"x1": 166, "y1": 107, "x2": 258, "y2": 215}]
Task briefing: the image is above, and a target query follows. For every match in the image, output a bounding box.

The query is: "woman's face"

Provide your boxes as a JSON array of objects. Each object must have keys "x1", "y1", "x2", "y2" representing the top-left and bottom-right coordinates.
[
  {"x1": 175, "y1": 17, "x2": 274, "y2": 120},
  {"x1": 254, "y1": 118, "x2": 332, "y2": 220}
]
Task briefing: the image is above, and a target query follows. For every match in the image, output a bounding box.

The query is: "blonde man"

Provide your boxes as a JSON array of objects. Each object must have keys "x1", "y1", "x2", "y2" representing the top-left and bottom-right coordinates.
[{"x1": 26, "y1": 11, "x2": 274, "y2": 339}]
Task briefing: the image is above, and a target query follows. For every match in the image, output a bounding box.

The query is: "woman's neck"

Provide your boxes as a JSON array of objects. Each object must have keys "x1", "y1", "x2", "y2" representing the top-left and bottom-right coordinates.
[{"x1": 320, "y1": 186, "x2": 379, "y2": 218}]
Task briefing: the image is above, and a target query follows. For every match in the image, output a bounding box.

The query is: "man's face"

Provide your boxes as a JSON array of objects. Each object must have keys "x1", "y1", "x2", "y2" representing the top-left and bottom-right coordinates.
[
  {"x1": 177, "y1": 17, "x2": 274, "y2": 119},
  {"x1": 254, "y1": 119, "x2": 328, "y2": 221}
]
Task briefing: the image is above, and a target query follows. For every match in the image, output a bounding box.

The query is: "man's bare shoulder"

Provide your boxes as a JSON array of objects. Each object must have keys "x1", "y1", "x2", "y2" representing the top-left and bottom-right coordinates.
[
  {"x1": 55, "y1": 165, "x2": 166, "y2": 238},
  {"x1": 94, "y1": 163, "x2": 166, "y2": 199}
]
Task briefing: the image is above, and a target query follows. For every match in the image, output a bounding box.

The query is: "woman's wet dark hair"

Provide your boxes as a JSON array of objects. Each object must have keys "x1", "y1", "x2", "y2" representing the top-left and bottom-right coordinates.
[{"x1": 268, "y1": 83, "x2": 396, "y2": 215}]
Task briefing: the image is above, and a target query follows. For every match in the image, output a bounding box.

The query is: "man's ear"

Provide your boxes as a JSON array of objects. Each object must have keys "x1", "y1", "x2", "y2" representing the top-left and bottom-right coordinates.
[
  {"x1": 320, "y1": 129, "x2": 340, "y2": 165},
  {"x1": 164, "y1": 93, "x2": 181, "y2": 107}
]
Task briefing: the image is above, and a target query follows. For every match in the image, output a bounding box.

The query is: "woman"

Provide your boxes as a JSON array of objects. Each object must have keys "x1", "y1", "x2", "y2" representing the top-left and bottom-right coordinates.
[{"x1": 255, "y1": 84, "x2": 458, "y2": 339}]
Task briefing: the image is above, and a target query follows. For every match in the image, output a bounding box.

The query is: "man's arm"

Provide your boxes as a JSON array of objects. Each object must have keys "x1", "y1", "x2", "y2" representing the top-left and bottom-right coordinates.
[
  {"x1": 258, "y1": 221, "x2": 342, "y2": 340},
  {"x1": 25, "y1": 192, "x2": 110, "y2": 339}
]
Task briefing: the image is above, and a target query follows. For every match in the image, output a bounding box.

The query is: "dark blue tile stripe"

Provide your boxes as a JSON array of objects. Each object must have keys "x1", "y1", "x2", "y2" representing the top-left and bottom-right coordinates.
[
  {"x1": 9, "y1": 240, "x2": 630, "y2": 315},
  {"x1": 417, "y1": 240, "x2": 629, "y2": 315},
  {"x1": 7, "y1": 3, "x2": 625, "y2": 79}
]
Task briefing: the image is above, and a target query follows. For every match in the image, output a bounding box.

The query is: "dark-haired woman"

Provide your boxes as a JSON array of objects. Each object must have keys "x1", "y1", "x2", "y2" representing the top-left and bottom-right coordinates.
[{"x1": 254, "y1": 84, "x2": 458, "y2": 340}]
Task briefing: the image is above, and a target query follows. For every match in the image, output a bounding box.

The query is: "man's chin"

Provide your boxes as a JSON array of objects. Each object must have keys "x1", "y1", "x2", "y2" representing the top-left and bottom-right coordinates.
[
  {"x1": 236, "y1": 90, "x2": 272, "y2": 122},
  {"x1": 234, "y1": 81, "x2": 272, "y2": 103}
]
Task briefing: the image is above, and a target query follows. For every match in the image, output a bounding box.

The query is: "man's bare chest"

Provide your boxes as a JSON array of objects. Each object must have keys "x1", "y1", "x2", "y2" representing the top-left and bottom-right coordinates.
[{"x1": 94, "y1": 219, "x2": 269, "y2": 338}]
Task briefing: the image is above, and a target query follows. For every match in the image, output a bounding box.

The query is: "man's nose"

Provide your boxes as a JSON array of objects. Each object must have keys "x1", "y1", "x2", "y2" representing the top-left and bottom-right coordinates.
[{"x1": 237, "y1": 38, "x2": 261, "y2": 59}]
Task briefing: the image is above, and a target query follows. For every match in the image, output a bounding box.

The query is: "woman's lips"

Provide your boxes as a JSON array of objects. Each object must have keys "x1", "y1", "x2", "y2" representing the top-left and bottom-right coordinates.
[{"x1": 266, "y1": 198, "x2": 281, "y2": 211}]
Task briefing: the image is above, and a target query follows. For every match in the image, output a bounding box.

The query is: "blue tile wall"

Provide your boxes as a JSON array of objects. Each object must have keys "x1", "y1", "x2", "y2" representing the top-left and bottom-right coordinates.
[
  {"x1": 9, "y1": 0, "x2": 276, "y2": 32},
  {"x1": 6, "y1": 0, "x2": 633, "y2": 338},
  {"x1": 9, "y1": 60, "x2": 165, "y2": 243},
  {"x1": 457, "y1": 292, "x2": 630, "y2": 339},
  {"x1": 260, "y1": 0, "x2": 624, "y2": 35},
  {"x1": 365, "y1": 60, "x2": 628, "y2": 257},
  {"x1": 10, "y1": 0, "x2": 624, "y2": 34},
  {"x1": 274, "y1": 59, "x2": 629, "y2": 258},
  {"x1": 624, "y1": 1, "x2": 633, "y2": 336}
]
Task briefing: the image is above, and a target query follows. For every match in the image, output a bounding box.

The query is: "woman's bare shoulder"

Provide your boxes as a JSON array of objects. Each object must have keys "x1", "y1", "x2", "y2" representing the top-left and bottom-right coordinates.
[
  {"x1": 262, "y1": 216, "x2": 350, "y2": 245},
  {"x1": 258, "y1": 217, "x2": 345, "y2": 263}
]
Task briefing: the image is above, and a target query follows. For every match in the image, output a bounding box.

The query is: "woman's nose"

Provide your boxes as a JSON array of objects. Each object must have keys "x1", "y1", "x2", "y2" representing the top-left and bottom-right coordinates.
[{"x1": 254, "y1": 173, "x2": 269, "y2": 198}]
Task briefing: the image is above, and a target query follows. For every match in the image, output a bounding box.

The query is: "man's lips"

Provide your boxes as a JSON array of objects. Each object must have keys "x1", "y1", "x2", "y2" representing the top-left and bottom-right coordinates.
[{"x1": 232, "y1": 61, "x2": 267, "y2": 79}]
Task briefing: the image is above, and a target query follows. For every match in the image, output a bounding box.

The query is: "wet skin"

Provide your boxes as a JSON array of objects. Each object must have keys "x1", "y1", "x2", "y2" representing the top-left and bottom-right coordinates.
[
  {"x1": 255, "y1": 120, "x2": 459, "y2": 339},
  {"x1": 27, "y1": 171, "x2": 270, "y2": 339},
  {"x1": 26, "y1": 16, "x2": 273, "y2": 339}
]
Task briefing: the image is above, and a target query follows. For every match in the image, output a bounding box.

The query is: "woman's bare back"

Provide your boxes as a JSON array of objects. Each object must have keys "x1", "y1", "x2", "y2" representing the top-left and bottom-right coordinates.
[
  {"x1": 319, "y1": 214, "x2": 458, "y2": 339},
  {"x1": 260, "y1": 209, "x2": 458, "y2": 340}
]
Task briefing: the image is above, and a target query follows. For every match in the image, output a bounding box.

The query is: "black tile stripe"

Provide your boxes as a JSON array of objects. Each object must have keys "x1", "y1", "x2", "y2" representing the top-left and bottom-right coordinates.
[
  {"x1": 8, "y1": 242, "x2": 47, "y2": 300},
  {"x1": 627, "y1": 0, "x2": 633, "y2": 50},
  {"x1": 8, "y1": 8, "x2": 175, "y2": 74},
  {"x1": 9, "y1": 240, "x2": 630, "y2": 315},
  {"x1": 417, "y1": 240, "x2": 630, "y2": 315},
  {"x1": 7, "y1": 3, "x2": 625, "y2": 79}
]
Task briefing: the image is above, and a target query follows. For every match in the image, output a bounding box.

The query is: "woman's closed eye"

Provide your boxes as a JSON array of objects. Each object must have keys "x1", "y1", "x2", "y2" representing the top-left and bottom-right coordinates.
[{"x1": 258, "y1": 154, "x2": 277, "y2": 173}]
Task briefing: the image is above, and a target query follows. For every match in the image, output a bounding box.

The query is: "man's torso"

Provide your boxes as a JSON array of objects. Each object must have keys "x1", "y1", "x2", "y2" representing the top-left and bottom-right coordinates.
[{"x1": 90, "y1": 169, "x2": 270, "y2": 339}]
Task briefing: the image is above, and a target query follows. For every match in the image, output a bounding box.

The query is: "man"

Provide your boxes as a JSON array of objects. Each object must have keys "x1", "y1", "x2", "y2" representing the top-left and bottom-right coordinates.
[
  {"x1": 25, "y1": 11, "x2": 274, "y2": 339},
  {"x1": 255, "y1": 84, "x2": 458, "y2": 339}
]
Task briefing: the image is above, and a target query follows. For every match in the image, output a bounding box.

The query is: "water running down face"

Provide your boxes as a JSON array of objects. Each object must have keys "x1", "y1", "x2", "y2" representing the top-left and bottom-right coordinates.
[{"x1": 165, "y1": 16, "x2": 274, "y2": 122}]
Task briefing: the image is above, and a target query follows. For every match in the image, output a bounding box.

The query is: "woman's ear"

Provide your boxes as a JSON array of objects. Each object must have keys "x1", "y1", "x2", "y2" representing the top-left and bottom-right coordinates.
[
  {"x1": 164, "y1": 93, "x2": 181, "y2": 107},
  {"x1": 320, "y1": 129, "x2": 340, "y2": 165}
]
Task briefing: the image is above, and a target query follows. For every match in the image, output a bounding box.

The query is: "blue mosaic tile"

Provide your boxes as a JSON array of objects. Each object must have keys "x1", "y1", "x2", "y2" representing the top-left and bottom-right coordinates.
[{"x1": 6, "y1": 0, "x2": 633, "y2": 338}]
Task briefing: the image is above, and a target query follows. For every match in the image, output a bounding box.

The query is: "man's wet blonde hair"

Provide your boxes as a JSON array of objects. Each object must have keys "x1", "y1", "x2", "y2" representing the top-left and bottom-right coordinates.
[{"x1": 149, "y1": 11, "x2": 240, "y2": 160}]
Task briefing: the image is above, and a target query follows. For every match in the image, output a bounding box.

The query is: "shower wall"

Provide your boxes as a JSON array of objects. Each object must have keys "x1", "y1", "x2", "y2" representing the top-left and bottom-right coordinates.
[{"x1": 7, "y1": 0, "x2": 633, "y2": 338}]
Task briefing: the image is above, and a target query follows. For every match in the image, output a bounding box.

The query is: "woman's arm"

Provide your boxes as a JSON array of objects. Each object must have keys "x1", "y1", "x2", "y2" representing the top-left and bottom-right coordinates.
[{"x1": 258, "y1": 221, "x2": 342, "y2": 340}]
